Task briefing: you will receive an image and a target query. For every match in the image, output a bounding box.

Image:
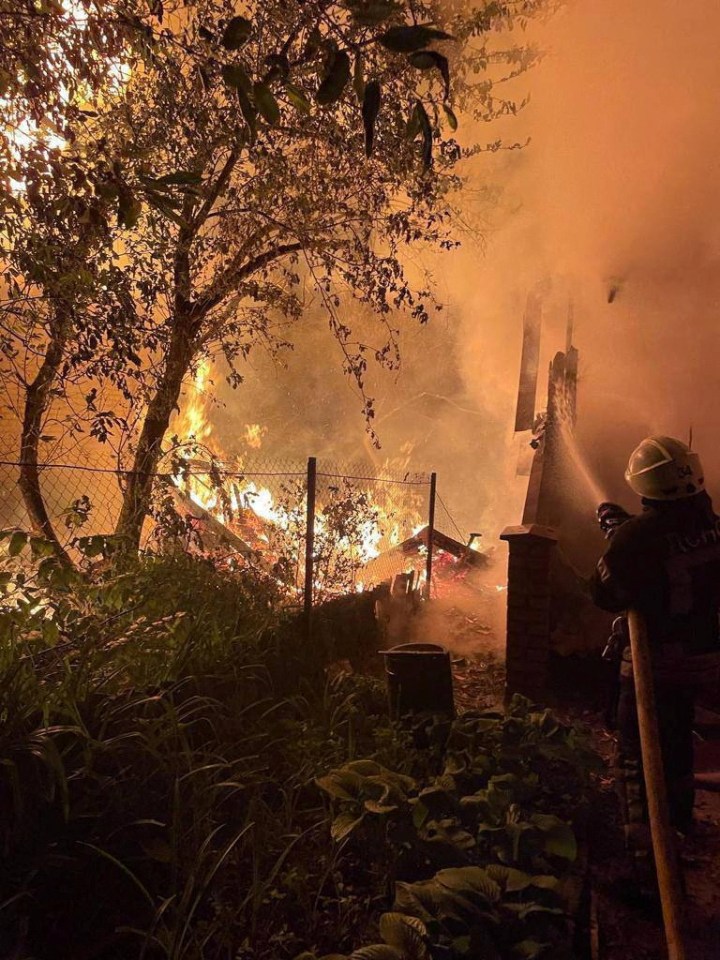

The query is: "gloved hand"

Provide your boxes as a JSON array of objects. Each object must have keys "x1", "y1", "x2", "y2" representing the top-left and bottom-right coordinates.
[
  {"x1": 597, "y1": 502, "x2": 632, "y2": 539},
  {"x1": 602, "y1": 616, "x2": 629, "y2": 661}
]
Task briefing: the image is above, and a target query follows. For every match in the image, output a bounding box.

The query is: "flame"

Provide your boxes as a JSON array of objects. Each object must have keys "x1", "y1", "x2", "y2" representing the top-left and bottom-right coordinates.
[
  {"x1": 243, "y1": 423, "x2": 266, "y2": 449},
  {"x1": 179, "y1": 360, "x2": 212, "y2": 446},
  {"x1": 4, "y1": 1, "x2": 130, "y2": 194},
  {"x1": 170, "y1": 366, "x2": 426, "y2": 593}
]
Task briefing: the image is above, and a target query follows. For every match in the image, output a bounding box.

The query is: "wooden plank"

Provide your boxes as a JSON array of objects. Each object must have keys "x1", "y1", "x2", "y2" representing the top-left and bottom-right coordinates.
[{"x1": 514, "y1": 290, "x2": 542, "y2": 432}]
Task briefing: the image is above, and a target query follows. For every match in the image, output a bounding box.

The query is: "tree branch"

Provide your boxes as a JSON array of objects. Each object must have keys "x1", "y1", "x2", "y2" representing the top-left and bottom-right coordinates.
[
  {"x1": 191, "y1": 149, "x2": 240, "y2": 232},
  {"x1": 192, "y1": 241, "x2": 304, "y2": 321}
]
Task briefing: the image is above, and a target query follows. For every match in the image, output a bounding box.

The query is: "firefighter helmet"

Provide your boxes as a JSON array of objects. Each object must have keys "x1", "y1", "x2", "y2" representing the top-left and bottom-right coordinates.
[{"x1": 625, "y1": 436, "x2": 704, "y2": 501}]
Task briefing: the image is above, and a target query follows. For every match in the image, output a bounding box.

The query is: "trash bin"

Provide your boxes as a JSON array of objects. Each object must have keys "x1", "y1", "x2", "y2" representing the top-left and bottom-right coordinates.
[{"x1": 381, "y1": 642, "x2": 455, "y2": 719}]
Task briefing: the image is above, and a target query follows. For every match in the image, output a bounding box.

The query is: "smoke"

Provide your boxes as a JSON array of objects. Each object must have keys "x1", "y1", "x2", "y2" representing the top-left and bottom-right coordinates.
[
  {"x1": 470, "y1": 0, "x2": 720, "y2": 513},
  {"x1": 209, "y1": 0, "x2": 720, "y2": 557}
]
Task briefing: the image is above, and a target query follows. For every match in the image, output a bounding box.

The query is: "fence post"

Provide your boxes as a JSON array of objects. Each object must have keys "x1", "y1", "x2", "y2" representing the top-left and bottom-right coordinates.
[
  {"x1": 304, "y1": 456, "x2": 317, "y2": 642},
  {"x1": 425, "y1": 472, "x2": 437, "y2": 599}
]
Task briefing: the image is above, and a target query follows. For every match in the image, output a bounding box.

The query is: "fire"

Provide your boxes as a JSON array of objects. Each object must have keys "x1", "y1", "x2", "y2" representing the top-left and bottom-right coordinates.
[
  {"x1": 243, "y1": 423, "x2": 266, "y2": 449},
  {"x1": 4, "y1": 1, "x2": 130, "y2": 194},
  {"x1": 171, "y1": 361, "x2": 291, "y2": 552},
  {"x1": 170, "y1": 363, "x2": 425, "y2": 594},
  {"x1": 179, "y1": 360, "x2": 212, "y2": 446}
]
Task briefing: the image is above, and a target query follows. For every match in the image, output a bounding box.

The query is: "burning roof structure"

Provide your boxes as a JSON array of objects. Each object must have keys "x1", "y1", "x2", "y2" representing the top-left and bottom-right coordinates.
[{"x1": 360, "y1": 524, "x2": 489, "y2": 594}]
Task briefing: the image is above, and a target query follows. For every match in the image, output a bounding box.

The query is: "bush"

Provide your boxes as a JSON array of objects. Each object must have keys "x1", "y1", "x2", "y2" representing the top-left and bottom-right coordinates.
[
  {"x1": 311, "y1": 699, "x2": 599, "y2": 960},
  {"x1": 0, "y1": 546, "x2": 597, "y2": 960},
  {"x1": 0, "y1": 551, "x2": 397, "y2": 959}
]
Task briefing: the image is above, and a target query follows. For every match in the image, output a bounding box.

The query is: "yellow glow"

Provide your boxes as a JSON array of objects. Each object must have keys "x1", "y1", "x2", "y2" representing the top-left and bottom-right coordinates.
[{"x1": 3, "y1": 0, "x2": 129, "y2": 193}]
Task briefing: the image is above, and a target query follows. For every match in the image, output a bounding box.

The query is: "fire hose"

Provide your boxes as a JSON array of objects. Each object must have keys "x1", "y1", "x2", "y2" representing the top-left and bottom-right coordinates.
[{"x1": 627, "y1": 609, "x2": 688, "y2": 960}]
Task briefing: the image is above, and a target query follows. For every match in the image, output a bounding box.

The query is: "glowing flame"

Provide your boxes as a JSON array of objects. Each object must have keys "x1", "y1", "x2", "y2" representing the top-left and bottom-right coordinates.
[
  {"x1": 243, "y1": 423, "x2": 266, "y2": 449},
  {"x1": 170, "y1": 370, "x2": 425, "y2": 592},
  {"x1": 4, "y1": 1, "x2": 130, "y2": 194},
  {"x1": 179, "y1": 360, "x2": 212, "y2": 446}
]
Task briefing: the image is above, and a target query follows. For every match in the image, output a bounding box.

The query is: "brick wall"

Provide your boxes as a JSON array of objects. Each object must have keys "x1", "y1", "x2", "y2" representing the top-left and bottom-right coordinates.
[{"x1": 500, "y1": 523, "x2": 558, "y2": 700}]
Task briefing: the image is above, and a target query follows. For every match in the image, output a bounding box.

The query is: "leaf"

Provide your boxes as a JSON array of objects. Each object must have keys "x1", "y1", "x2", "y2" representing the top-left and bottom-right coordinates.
[
  {"x1": 506, "y1": 821, "x2": 532, "y2": 863},
  {"x1": 41, "y1": 619, "x2": 59, "y2": 644},
  {"x1": 222, "y1": 16, "x2": 252, "y2": 50},
  {"x1": 317, "y1": 50, "x2": 351, "y2": 106},
  {"x1": 362, "y1": 80, "x2": 381, "y2": 157},
  {"x1": 350, "y1": 947, "x2": 402, "y2": 960},
  {"x1": 542, "y1": 824, "x2": 577, "y2": 861},
  {"x1": 393, "y1": 881, "x2": 441, "y2": 924},
  {"x1": 527, "y1": 875, "x2": 560, "y2": 891},
  {"x1": 285, "y1": 82, "x2": 312, "y2": 115},
  {"x1": 140, "y1": 836, "x2": 174, "y2": 863},
  {"x1": 379, "y1": 913, "x2": 428, "y2": 958},
  {"x1": 222, "y1": 62, "x2": 252, "y2": 93},
  {"x1": 331, "y1": 810, "x2": 364, "y2": 841},
  {"x1": 144, "y1": 191, "x2": 188, "y2": 226},
  {"x1": 353, "y1": 55, "x2": 366, "y2": 101},
  {"x1": 364, "y1": 798, "x2": 398, "y2": 814},
  {"x1": 155, "y1": 171, "x2": 202, "y2": 186},
  {"x1": 485, "y1": 864, "x2": 532, "y2": 892},
  {"x1": 412, "y1": 799, "x2": 430, "y2": 829},
  {"x1": 30, "y1": 537, "x2": 55, "y2": 559},
  {"x1": 74, "y1": 535, "x2": 109, "y2": 558},
  {"x1": 379, "y1": 24, "x2": 453, "y2": 54},
  {"x1": 316, "y1": 770, "x2": 364, "y2": 800},
  {"x1": 435, "y1": 866, "x2": 501, "y2": 904},
  {"x1": 405, "y1": 103, "x2": 422, "y2": 140},
  {"x1": 8, "y1": 531, "x2": 28, "y2": 556},
  {"x1": 395, "y1": 878, "x2": 492, "y2": 927},
  {"x1": 507, "y1": 903, "x2": 564, "y2": 920},
  {"x1": 408, "y1": 51, "x2": 450, "y2": 100},
  {"x1": 304, "y1": 26, "x2": 322, "y2": 58},
  {"x1": 253, "y1": 83, "x2": 280, "y2": 125},
  {"x1": 347, "y1": 0, "x2": 402, "y2": 26},
  {"x1": 236, "y1": 87, "x2": 257, "y2": 142},
  {"x1": 118, "y1": 189, "x2": 141, "y2": 228},
  {"x1": 415, "y1": 100, "x2": 433, "y2": 169},
  {"x1": 442, "y1": 103, "x2": 458, "y2": 131},
  {"x1": 512, "y1": 941, "x2": 550, "y2": 959}
]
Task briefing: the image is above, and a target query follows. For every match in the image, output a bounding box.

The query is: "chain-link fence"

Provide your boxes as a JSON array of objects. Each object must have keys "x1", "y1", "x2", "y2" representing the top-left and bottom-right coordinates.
[{"x1": 0, "y1": 456, "x2": 437, "y2": 604}]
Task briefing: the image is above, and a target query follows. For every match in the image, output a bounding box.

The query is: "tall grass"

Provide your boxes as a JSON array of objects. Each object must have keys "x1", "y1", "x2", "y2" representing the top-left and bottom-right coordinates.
[{"x1": 0, "y1": 553, "x2": 391, "y2": 960}]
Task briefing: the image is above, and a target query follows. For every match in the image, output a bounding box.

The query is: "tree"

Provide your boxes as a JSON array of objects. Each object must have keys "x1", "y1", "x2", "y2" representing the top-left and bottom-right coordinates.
[
  {"x1": 1, "y1": 0, "x2": 547, "y2": 557},
  {"x1": 1, "y1": 0, "x2": 159, "y2": 559}
]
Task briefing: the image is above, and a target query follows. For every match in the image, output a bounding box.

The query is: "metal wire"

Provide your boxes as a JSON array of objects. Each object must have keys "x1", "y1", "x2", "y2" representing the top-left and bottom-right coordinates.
[
  {"x1": 317, "y1": 472, "x2": 430, "y2": 485},
  {"x1": 0, "y1": 458, "x2": 434, "y2": 595},
  {"x1": 436, "y1": 490, "x2": 468, "y2": 544}
]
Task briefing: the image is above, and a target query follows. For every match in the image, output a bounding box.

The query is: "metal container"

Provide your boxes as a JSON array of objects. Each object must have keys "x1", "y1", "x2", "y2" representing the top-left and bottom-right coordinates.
[{"x1": 381, "y1": 642, "x2": 455, "y2": 719}]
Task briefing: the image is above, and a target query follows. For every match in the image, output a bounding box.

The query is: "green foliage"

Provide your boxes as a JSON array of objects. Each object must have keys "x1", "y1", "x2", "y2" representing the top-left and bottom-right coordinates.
[
  {"x1": 263, "y1": 476, "x2": 394, "y2": 600},
  {"x1": 0, "y1": 535, "x2": 592, "y2": 960},
  {"x1": 0, "y1": 549, "x2": 395, "y2": 958},
  {"x1": 315, "y1": 698, "x2": 597, "y2": 959},
  {"x1": 221, "y1": 15, "x2": 253, "y2": 50},
  {"x1": 299, "y1": 912, "x2": 430, "y2": 960}
]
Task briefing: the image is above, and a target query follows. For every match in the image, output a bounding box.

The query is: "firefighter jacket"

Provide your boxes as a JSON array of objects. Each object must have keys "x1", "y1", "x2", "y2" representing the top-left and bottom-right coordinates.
[{"x1": 590, "y1": 491, "x2": 720, "y2": 657}]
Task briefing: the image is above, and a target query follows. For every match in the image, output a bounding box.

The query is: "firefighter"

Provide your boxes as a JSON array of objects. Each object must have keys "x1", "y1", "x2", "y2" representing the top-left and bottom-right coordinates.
[{"x1": 590, "y1": 436, "x2": 720, "y2": 850}]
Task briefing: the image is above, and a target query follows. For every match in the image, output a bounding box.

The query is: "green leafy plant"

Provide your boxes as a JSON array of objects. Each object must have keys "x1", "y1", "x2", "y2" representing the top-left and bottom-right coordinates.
[
  {"x1": 314, "y1": 699, "x2": 596, "y2": 960},
  {"x1": 297, "y1": 911, "x2": 430, "y2": 959}
]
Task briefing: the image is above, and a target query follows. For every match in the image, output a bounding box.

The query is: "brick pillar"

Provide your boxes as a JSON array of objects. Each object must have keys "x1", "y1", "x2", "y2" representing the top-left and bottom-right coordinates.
[{"x1": 500, "y1": 524, "x2": 558, "y2": 701}]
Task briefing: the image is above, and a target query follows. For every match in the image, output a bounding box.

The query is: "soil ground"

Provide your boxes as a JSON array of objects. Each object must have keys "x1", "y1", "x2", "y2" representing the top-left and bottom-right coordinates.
[
  {"x1": 452, "y1": 654, "x2": 720, "y2": 960},
  {"x1": 587, "y1": 715, "x2": 720, "y2": 960}
]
